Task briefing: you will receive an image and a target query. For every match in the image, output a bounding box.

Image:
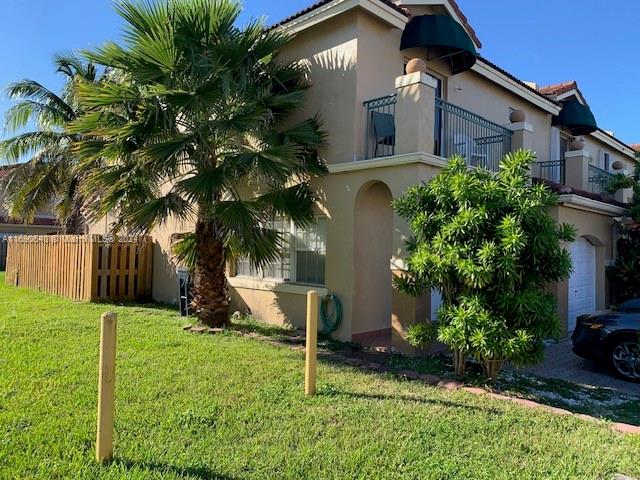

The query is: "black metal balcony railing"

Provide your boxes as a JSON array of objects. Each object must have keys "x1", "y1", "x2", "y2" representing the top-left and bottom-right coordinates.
[
  {"x1": 363, "y1": 94, "x2": 396, "y2": 159},
  {"x1": 588, "y1": 164, "x2": 615, "y2": 196},
  {"x1": 535, "y1": 159, "x2": 566, "y2": 184},
  {"x1": 435, "y1": 98, "x2": 512, "y2": 172}
]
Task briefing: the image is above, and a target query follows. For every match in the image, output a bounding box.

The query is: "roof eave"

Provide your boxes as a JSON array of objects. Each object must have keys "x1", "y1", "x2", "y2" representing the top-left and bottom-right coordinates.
[
  {"x1": 472, "y1": 57, "x2": 561, "y2": 115},
  {"x1": 590, "y1": 129, "x2": 638, "y2": 161},
  {"x1": 272, "y1": 0, "x2": 408, "y2": 34}
]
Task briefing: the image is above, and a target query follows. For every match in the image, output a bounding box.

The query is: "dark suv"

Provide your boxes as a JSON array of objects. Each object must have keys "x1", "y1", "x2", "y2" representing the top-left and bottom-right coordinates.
[{"x1": 571, "y1": 298, "x2": 640, "y2": 382}]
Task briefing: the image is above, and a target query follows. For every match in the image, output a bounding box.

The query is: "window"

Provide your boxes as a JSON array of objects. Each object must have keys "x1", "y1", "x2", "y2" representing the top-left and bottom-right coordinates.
[
  {"x1": 294, "y1": 218, "x2": 326, "y2": 285},
  {"x1": 559, "y1": 134, "x2": 571, "y2": 160},
  {"x1": 235, "y1": 216, "x2": 326, "y2": 286}
]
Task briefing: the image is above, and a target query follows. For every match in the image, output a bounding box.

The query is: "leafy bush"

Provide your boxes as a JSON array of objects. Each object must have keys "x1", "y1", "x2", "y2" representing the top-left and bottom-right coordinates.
[
  {"x1": 607, "y1": 161, "x2": 640, "y2": 303},
  {"x1": 394, "y1": 150, "x2": 575, "y2": 379},
  {"x1": 406, "y1": 321, "x2": 437, "y2": 348}
]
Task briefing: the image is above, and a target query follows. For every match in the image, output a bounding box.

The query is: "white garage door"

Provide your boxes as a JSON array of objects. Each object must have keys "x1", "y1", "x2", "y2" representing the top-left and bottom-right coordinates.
[{"x1": 568, "y1": 238, "x2": 596, "y2": 331}]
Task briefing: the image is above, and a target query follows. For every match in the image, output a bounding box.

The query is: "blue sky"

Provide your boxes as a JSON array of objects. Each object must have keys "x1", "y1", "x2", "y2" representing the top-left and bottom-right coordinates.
[{"x1": 1, "y1": 0, "x2": 638, "y2": 157}]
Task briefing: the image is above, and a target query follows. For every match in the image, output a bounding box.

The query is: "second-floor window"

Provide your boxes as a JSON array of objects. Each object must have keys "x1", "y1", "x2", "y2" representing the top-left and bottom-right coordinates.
[{"x1": 560, "y1": 134, "x2": 571, "y2": 160}]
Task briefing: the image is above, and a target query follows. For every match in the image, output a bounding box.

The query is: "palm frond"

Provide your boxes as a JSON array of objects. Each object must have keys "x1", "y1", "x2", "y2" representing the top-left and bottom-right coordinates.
[
  {"x1": 174, "y1": 166, "x2": 233, "y2": 205},
  {"x1": 172, "y1": 232, "x2": 197, "y2": 270},
  {"x1": 4, "y1": 100, "x2": 69, "y2": 131},
  {"x1": 1, "y1": 157, "x2": 68, "y2": 222},
  {"x1": 225, "y1": 227, "x2": 282, "y2": 270},
  {"x1": 53, "y1": 52, "x2": 97, "y2": 82},
  {"x1": 0, "y1": 131, "x2": 73, "y2": 163},
  {"x1": 123, "y1": 192, "x2": 195, "y2": 233},
  {"x1": 255, "y1": 183, "x2": 317, "y2": 228},
  {"x1": 5, "y1": 79, "x2": 76, "y2": 122}
]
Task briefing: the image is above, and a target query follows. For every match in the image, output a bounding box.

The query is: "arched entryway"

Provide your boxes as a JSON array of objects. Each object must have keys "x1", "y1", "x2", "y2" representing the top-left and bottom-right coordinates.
[{"x1": 351, "y1": 181, "x2": 393, "y2": 345}]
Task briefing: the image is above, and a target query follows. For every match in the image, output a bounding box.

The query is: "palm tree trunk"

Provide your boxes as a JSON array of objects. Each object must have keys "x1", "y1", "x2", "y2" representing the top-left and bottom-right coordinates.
[{"x1": 192, "y1": 218, "x2": 229, "y2": 327}]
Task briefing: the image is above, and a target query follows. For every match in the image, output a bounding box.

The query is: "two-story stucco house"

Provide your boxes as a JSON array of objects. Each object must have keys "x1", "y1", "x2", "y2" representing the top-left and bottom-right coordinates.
[{"x1": 91, "y1": 0, "x2": 638, "y2": 352}]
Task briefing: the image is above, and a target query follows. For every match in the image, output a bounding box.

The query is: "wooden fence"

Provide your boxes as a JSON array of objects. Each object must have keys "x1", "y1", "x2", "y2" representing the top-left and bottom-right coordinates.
[
  {"x1": 0, "y1": 237, "x2": 7, "y2": 271},
  {"x1": 5, "y1": 235, "x2": 153, "y2": 301}
]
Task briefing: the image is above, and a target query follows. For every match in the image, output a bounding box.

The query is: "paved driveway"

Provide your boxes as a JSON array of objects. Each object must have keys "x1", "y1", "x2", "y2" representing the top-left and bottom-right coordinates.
[{"x1": 524, "y1": 339, "x2": 639, "y2": 397}]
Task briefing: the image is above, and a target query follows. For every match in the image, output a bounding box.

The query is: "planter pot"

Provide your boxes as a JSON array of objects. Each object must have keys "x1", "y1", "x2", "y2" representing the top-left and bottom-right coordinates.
[
  {"x1": 509, "y1": 109, "x2": 525, "y2": 123},
  {"x1": 569, "y1": 137, "x2": 584, "y2": 151},
  {"x1": 405, "y1": 58, "x2": 427, "y2": 74}
]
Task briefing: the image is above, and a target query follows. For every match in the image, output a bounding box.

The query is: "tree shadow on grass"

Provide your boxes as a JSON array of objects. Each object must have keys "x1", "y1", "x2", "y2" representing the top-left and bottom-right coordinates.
[
  {"x1": 321, "y1": 389, "x2": 502, "y2": 415},
  {"x1": 92, "y1": 298, "x2": 180, "y2": 313},
  {"x1": 113, "y1": 459, "x2": 240, "y2": 480}
]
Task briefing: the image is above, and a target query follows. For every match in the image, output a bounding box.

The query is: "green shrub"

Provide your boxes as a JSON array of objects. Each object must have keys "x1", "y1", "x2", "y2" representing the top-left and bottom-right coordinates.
[{"x1": 394, "y1": 150, "x2": 575, "y2": 379}]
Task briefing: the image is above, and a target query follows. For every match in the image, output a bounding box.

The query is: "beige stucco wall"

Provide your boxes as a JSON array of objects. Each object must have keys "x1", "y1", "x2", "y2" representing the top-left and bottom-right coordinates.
[
  {"x1": 228, "y1": 281, "x2": 310, "y2": 330},
  {"x1": 278, "y1": 11, "x2": 360, "y2": 165},
  {"x1": 446, "y1": 70, "x2": 552, "y2": 161},
  {"x1": 227, "y1": 157, "x2": 444, "y2": 341}
]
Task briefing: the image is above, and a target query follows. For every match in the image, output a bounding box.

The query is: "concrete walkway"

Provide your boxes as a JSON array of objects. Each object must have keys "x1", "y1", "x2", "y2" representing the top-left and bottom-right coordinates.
[{"x1": 524, "y1": 339, "x2": 639, "y2": 397}]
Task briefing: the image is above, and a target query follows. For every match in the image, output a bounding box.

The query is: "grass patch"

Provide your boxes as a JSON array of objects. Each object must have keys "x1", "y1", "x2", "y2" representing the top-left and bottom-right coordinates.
[{"x1": 1, "y1": 274, "x2": 639, "y2": 479}]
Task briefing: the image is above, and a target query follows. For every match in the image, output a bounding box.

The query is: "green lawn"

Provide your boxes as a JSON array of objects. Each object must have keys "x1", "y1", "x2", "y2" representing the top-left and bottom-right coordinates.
[{"x1": 1, "y1": 275, "x2": 639, "y2": 479}]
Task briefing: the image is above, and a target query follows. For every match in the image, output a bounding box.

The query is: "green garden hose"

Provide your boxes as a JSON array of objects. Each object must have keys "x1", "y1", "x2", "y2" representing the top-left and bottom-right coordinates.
[{"x1": 320, "y1": 293, "x2": 342, "y2": 334}]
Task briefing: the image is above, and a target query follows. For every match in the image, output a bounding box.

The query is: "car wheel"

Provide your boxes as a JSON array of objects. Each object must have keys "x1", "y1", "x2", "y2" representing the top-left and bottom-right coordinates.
[{"x1": 609, "y1": 337, "x2": 640, "y2": 382}]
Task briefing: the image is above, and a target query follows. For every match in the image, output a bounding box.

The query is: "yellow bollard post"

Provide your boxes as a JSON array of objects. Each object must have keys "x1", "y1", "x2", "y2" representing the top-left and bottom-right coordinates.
[
  {"x1": 305, "y1": 290, "x2": 319, "y2": 396},
  {"x1": 96, "y1": 312, "x2": 117, "y2": 463}
]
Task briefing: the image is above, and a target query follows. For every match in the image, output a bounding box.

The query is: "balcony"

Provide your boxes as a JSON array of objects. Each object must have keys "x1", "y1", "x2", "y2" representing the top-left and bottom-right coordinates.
[
  {"x1": 534, "y1": 159, "x2": 566, "y2": 184},
  {"x1": 434, "y1": 98, "x2": 512, "y2": 171},
  {"x1": 359, "y1": 72, "x2": 627, "y2": 206},
  {"x1": 533, "y1": 155, "x2": 620, "y2": 201},
  {"x1": 363, "y1": 94, "x2": 397, "y2": 159},
  {"x1": 587, "y1": 164, "x2": 615, "y2": 196},
  {"x1": 363, "y1": 93, "x2": 512, "y2": 171}
]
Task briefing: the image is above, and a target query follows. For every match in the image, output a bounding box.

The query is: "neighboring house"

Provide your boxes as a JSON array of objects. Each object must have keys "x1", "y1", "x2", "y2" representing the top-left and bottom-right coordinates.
[
  {"x1": 0, "y1": 166, "x2": 61, "y2": 236},
  {"x1": 0, "y1": 165, "x2": 62, "y2": 269},
  {"x1": 90, "y1": 0, "x2": 638, "y2": 350}
]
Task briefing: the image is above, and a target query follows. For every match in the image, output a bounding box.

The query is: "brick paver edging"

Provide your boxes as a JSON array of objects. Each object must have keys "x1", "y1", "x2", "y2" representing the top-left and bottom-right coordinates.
[{"x1": 184, "y1": 325, "x2": 640, "y2": 435}]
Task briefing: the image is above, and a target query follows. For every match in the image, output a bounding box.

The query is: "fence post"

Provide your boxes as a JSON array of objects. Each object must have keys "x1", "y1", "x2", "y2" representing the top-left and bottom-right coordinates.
[
  {"x1": 305, "y1": 290, "x2": 319, "y2": 396},
  {"x1": 96, "y1": 312, "x2": 117, "y2": 463}
]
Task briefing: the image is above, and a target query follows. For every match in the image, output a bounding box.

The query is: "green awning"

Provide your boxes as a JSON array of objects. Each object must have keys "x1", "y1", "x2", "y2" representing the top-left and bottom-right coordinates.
[
  {"x1": 400, "y1": 15, "x2": 477, "y2": 75},
  {"x1": 553, "y1": 100, "x2": 597, "y2": 135}
]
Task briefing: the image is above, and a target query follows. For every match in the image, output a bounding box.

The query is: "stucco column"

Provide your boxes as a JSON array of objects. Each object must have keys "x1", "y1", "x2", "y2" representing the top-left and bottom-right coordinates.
[
  {"x1": 565, "y1": 149, "x2": 590, "y2": 190},
  {"x1": 505, "y1": 121, "x2": 534, "y2": 151},
  {"x1": 394, "y1": 71, "x2": 437, "y2": 155}
]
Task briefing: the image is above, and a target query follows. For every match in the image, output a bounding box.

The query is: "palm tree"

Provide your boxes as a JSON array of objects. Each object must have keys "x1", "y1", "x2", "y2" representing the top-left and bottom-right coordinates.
[
  {"x1": 70, "y1": 0, "x2": 326, "y2": 327},
  {"x1": 0, "y1": 54, "x2": 97, "y2": 234}
]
